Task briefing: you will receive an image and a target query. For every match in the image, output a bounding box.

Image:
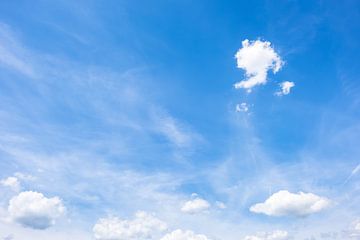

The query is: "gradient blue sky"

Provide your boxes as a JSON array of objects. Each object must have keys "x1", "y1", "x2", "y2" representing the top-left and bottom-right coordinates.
[{"x1": 0, "y1": 1, "x2": 360, "y2": 240}]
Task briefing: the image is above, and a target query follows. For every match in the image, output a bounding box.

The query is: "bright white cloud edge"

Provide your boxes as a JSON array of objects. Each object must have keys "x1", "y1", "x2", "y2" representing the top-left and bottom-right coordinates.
[
  {"x1": 160, "y1": 229, "x2": 211, "y2": 240},
  {"x1": 250, "y1": 190, "x2": 331, "y2": 217},
  {"x1": 276, "y1": 81, "x2": 295, "y2": 96},
  {"x1": 181, "y1": 197, "x2": 210, "y2": 214},
  {"x1": 8, "y1": 191, "x2": 66, "y2": 230},
  {"x1": 243, "y1": 230, "x2": 289, "y2": 240},
  {"x1": 93, "y1": 211, "x2": 167, "y2": 240},
  {"x1": 234, "y1": 39, "x2": 284, "y2": 92}
]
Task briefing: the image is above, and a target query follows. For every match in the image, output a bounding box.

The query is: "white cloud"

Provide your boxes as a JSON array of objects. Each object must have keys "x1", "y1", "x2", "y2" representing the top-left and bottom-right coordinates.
[
  {"x1": 181, "y1": 197, "x2": 210, "y2": 214},
  {"x1": 250, "y1": 190, "x2": 330, "y2": 217},
  {"x1": 14, "y1": 172, "x2": 36, "y2": 181},
  {"x1": 93, "y1": 211, "x2": 167, "y2": 240},
  {"x1": 1, "y1": 177, "x2": 20, "y2": 192},
  {"x1": 152, "y1": 109, "x2": 200, "y2": 149},
  {"x1": 348, "y1": 220, "x2": 360, "y2": 238},
  {"x1": 0, "y1": 23, "x2": 36, "y2": 77},
  {"x1": 275, "y1": 81, "x2": 295, "y2": 96},
  {"x1": 236, "y1": 103, "x2": 249, "y2": 112},
  {"x1": 215, "y1": 201, "x2": 226, "y2": 209},
  {"x1": 244, "y1": 230, "x2": 289, "y2": 240},
  {"x1": 234, "y1": 39, "x2": 284, "y2": 91},
  {"x1": 160, "y1": 229, "x2": 211, "y2": 240},
  {"x1": 8, "y1": 191, "x2": 65, "y2": 229}
]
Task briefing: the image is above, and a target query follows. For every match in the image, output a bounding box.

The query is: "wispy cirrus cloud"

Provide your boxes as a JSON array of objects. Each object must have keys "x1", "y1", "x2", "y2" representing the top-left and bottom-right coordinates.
[{"x1": 0, "y1": 23, "x2": 36, "y2": 77}]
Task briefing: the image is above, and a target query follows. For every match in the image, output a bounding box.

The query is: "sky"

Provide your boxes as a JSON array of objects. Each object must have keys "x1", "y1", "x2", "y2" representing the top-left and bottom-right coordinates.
[{"x1": 0, "y1": 0, "x2": 360, "y2": 239}]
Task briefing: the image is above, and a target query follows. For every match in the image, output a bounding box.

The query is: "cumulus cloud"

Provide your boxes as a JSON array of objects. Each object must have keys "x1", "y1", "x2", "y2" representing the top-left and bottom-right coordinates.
[
  {"x1": 1, "y1": 177, "x2": 20, "y2": 192},
  {"x1": 181, "y1": 197, "x2": 210, "y2": 214},
  {"x1": 93, "y1": 211, "x2": 167, "y2": 240},
  {"x1": 244, "y1": 230, "x2": 289, "y2": 240},
  {"x1": 250, "y1": 190, "x2": 330, "y2": 217},
  {"x1": 8, "y1": 191, "x2": 65, "y2": 229},
  {"x1": 236, "y1": 103, "x2": 249, "y2": 112},
  {"x1": 160, "y1": 229, "x2": 211, "y2": 240},
  {"x1": 234, "y1": 39, "x2": 284, "y2": 91},
  {"x1": 275, "y1": 81, "x2": 295, "y2": 96}
]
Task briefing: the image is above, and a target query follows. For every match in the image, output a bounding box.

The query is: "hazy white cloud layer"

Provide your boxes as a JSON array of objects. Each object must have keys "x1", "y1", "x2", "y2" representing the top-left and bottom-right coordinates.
[
  {"x1": 250, "y1": 190, "x2": 330, "y2": 217},
  {"x1": 347, "y1": 220, "x2": 360, "y2": 238},
  {"x1": 8, "y1": 191, "x2": 65, "y2": 229},
  {"x1": 160, "y1": 229, "x2": 211, "y2": 240},
  {"x1": 234, "y1": 39, "x2": 283, "y2": 91},
  {"x1": 181, "y1": 197, "x2": 210, "y2": 214},
  {"x1": 93, "y1": 211, "x2": 167, "y2": 240},
  {"x1": 1, "y1": 177, "x2": 20, "y2": 192},
  {"x1": 276, "y1": 81, "x2": 295, "y2": 96},
  {"x1": 244, "y1": 230, "x2": 289, "y2": 240}
]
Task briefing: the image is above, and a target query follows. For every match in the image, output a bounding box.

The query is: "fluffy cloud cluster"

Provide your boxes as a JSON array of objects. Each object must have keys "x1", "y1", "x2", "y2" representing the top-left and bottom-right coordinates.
[
  {"x1": 181, "y1": 197, "x2": 210, "y2": 214},
  {"x1": 160, "y1": 229, "x2": 211, "y2": 240},
  {"x1": 234, "y1": 39, "x2": 284, "y2": 91},
  {"x1": 244, "y1": 230, "x2": 289, "y2": 240},
  {"x1": 276, "y1": 81, "x2": 295, "y2": 96},
  {"x1": 250, "y1": 190, "x2": 330, "y2": 217},
  {"x1": 93, "y1": 211, "x2": 167, "y2": 240},
  {"x1": 1, "y1": 177, "x2": 20, "y2": 192},
  {"x1": 8, "y1": 191, "x2": 65, "y2": 229}
]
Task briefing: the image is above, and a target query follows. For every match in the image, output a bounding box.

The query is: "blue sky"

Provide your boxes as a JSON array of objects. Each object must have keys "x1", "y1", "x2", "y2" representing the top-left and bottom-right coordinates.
[{"x1": 0, "y1": 1, "x2": 360, "y2": 239}]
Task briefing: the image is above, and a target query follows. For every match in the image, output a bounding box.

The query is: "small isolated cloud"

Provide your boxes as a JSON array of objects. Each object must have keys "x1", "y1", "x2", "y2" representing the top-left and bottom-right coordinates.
[
  {"x1": 236, "y1": 103, "x2": 249, "y2": 112},
  {"x1": 160, "y1": 229, "x2": 211, "y2": 240},
  {"x1": 93, "y1": 211, "x2": 167, "y2": 240},
  {"x1": 276, "y1": 81, "x2": 295, "y2": 96},
  {"x1": 8, "y1": 191, "x2": 65, "y2": 229},
  {"x1": 1, "y1": 177, "x2": 20, "y2": 192},
  {"x1": 244, "y1": 230, "x2": 289, "y2": 240},
  {"x1": 181, "y1": 197, "x2": 210, "y2": 214},
  {"x1": 215, "y1": 201, "x2": 226, "y2": 209},
  {"x1": 234, "y1": 39, "x2": 284, "y2": 91},
  {"x1": 250, "y1": 190, "x2": 330, "y2": 217}
]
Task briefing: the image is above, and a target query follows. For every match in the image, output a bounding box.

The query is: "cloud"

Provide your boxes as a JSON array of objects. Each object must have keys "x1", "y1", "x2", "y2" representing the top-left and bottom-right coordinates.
[
  {"x1": 236, "y1": 103, "x2": 249, "y2": 112},
  {"x1": 8, "y1": 191, "x2": 65, "y2": 229},
  {"x1": 275, "y1": 81, "x2": 295, "y2": 96},
  {"x1": 347, "y1": 220, "x2": 360, "y2": 238},
  {"x1": 234, "y1": 39, "x2": 284, "y2": 91},
  {"x1": 160, "y1": 229, "x2": 211, "y2": 240},
  {"x1": 93, "y1": 211, "x2": 167, "y2": 240},
  {"x1": 250, "y1": 190, "x2": 330, "y2": 217},
  {"x1": 151, "y1": 109, "x2": 201, "y2": 149},
  {"x1": 14, "y1": 172, "x2": 36, "y2": 182},
  {"x1": 181, "y1": 197, "x2": 210, "y2": 214},
  {"x1": 344, "y1": 163, "x2": 360, "y2": 184},
  {"x1": 244, "y1": 230, "x2": 289, "y2": 240},
  {"x1": 0, "y1": 177, "x2": 20, "y2": 192},
  {"x1": 215, "y1": 201, "x2": 226, "y2": 209},
  {"x1": 0, "y1": 23, "x2": 36, "y2": 77}
]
